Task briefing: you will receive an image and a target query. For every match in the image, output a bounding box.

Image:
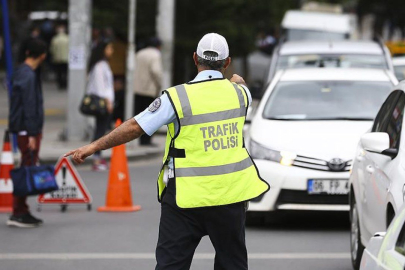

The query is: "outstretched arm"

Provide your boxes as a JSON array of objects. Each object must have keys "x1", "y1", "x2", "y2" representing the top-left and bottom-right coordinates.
[{"x1": 64, "y1": 118, "x2": 144, "y2": 164}]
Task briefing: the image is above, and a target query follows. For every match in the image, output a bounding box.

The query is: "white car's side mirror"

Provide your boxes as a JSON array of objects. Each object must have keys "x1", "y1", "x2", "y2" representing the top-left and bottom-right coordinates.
[
  {"x1": 360, "y1": 132, "x2": 398, "y2": 158},
  {"x1": 361, "y1": 132, "x2": 389, "y2": 152},
  {"x1": 365, "y1": 232, "x2": 386, "y2": 255}
]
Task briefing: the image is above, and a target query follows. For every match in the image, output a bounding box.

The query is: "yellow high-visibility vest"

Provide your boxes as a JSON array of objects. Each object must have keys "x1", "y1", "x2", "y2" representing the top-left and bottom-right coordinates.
[{"x1": 157, "y1": 79, "x2": 270, "y2": 208}]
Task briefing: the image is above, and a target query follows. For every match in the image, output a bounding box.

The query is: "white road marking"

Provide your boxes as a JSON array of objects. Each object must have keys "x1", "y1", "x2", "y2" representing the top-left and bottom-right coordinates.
[
  {"x1": 0, "y1": 253, "x2": 350, "y2": 260},
  {"x1": 277, "y1": 204, "x2": 350, "y2": 211}
]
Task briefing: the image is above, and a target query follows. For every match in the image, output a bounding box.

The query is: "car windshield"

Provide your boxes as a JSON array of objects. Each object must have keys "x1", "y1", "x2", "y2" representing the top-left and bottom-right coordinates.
[
  {"x1": 276, "y1": 54, "x2": 388, "y2": 70},
  {"x1": 287, "y1": 29, "x2": 347, "y2": 41},
  {"x1": 394, "y1": 65, "x2": 405, "y2": 81},
  {"x1": 263, "y1": 81, "x2": 392, "y2": 120}
]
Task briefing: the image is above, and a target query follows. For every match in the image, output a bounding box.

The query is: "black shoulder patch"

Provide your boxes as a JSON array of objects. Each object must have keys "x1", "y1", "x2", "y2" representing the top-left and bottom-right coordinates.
[{"x1": 148, "y1": 97, "x2": 162, "y2": 112}]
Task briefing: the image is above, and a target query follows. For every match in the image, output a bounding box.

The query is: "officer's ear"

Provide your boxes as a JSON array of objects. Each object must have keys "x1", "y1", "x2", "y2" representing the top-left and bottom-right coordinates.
[
  {"x1": 193, "y1": 52, "x2": 199, "y2": 66},
  {"x1": 223, "y1": 57, "x2": 231, "y2": 70}
]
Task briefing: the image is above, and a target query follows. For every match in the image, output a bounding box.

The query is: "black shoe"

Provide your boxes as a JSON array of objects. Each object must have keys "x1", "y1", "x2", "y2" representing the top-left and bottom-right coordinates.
[
  {"x1": 7, "y1": 214, "x2": 41, "y2": 228},
  {"x1": 27, "y1": 213, "x2": 43, "y2": 224}
]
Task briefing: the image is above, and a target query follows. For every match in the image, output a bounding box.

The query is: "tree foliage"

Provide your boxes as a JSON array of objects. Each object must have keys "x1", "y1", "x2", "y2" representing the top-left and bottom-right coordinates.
[
  {"x1": 175, "y1": 0, "x2": 299, "y2": 57},
  {"x1": 173, "y1": 0, "x2": 299, "y2": 82}
]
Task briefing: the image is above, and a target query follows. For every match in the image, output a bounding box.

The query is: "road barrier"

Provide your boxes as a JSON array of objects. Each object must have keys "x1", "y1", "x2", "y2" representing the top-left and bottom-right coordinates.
[
  {"x1": 37, "y1": 157, "x2": 92, "y2": 212},
  {"x1": 0, "y1": 130, "x2": 13, "y2": 213}
]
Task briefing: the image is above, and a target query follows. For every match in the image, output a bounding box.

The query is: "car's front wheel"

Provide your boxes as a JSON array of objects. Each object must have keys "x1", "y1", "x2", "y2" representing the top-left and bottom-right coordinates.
[{"x1": 350, "y1": 199, "x2": 365, "y2": 270}]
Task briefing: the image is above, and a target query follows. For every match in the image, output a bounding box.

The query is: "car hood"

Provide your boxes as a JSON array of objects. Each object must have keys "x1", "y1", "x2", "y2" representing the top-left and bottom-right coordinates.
[{"x1": 249, "y1": 119, "x2": 372, "y2": 161}]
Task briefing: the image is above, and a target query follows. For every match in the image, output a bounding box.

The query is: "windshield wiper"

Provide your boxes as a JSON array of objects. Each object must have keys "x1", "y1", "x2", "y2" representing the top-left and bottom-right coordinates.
[
  {"x1": 267, "y1": 117, "x2": 305, "y2": 121},
  {"x1": 302, "y1": 117, "x2": 373, "y2": 121}
]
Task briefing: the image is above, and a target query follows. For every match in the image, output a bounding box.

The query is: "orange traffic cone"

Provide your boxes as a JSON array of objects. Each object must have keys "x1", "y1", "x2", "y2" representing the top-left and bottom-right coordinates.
[
  {"x1": 0, "y1": 130, "x2": 14, "y2": 213},
  {"x1": 98, "y1": 119, "x2": 141, "y2": 212}
]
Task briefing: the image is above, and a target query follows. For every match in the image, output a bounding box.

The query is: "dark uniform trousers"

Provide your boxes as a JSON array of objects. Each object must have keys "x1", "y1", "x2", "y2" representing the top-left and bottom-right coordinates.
[{"x1": 155, "y1": 178, "x2": 248, "y2": 270}]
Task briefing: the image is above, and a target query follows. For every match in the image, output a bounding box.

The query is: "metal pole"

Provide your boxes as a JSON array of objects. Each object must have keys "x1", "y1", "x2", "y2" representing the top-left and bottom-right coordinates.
[
  {"x1": 67, "y1": 0, "x2": 92, "y2": 141},
  {"x1": 156, "y1": 0, "x2": 176, "y2": 89},
  {"x1": 1, "y1": 0, "x2": 18, "y2": 152},
  {"x1": 125, "y1": 0, "x2": 137, "y2": 121},
  {"x1": 1, "y1": 0, "x2": 13, "y2": 98}
]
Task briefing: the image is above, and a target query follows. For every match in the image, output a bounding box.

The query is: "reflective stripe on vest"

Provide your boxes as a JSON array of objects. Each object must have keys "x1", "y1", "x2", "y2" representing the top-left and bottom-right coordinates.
[
  {"x1": 176, "y1": 157, "x2": 252, "y2": 177},
  {"x1": 175, "y1": 84, "x2": 246, "y2": 126},
  {"x1": 232, "y1": 83, "x2": 246, "y2": 108},
  {"x1": 180, "y1": 107, "x2": 246, "y2": 126},
  {"x1": 175, "y1": 84, "x2": 192, "y2": 116}
]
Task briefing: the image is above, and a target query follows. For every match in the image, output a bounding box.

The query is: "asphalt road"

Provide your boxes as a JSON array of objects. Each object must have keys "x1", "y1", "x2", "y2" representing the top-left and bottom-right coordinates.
[{"x1": 0, "y1": 157, "x2": 352, "y2": 270}]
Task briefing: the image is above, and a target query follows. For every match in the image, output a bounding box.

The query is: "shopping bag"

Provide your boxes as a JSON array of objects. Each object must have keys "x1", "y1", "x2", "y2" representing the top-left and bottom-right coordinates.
[{"x1": 11, "y1": 164, "x2": 58, "y2": 196}]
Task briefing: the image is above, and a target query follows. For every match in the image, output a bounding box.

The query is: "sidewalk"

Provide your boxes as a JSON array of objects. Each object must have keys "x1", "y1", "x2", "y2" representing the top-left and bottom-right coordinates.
[{"x1": 0, "y1": 80, "x2": 165, "y2": 165}]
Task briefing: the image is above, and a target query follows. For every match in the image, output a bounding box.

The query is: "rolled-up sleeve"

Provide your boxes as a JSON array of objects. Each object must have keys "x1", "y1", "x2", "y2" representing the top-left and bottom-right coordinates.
[{"x1": 134, "y1": 93, "x2": 176, "y2": 136}]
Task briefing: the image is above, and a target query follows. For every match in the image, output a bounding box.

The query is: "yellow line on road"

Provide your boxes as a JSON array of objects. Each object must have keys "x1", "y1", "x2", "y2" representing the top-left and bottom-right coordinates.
[{"x1": 45, "y1": 108, "x2": 65, "y2": 116}]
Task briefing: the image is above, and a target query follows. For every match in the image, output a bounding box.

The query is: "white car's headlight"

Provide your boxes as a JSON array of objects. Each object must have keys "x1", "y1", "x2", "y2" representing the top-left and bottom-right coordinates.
[{"x1": 250, "y1": 140, "x2": 297, "y2": 166}]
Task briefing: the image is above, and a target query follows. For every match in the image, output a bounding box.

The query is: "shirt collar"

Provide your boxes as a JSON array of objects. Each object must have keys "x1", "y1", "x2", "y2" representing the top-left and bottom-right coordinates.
[{"x1": 190, "y1": 70, "x2": 224, "y2": 82}]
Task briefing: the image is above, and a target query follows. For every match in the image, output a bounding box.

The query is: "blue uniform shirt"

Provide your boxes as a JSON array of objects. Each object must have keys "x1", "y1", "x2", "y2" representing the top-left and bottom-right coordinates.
[{"x1": 134, "y1": 70, "x2": 252, "y2": 181}]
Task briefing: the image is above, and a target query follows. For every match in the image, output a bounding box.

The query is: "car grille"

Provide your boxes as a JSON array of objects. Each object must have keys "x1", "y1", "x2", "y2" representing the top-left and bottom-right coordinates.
[
  {"x1": 293, "y1": 155, "x2": 352, "y2": 172},
  {"x1": 277, "y1": 189, "x2": 348, "y2": 205}
]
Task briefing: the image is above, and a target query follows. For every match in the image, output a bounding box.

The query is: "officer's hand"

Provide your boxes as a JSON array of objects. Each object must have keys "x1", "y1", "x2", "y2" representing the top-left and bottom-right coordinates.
[
  {"x1": 230, "y1": 74, "x2": 246, "y2": 86},
  {"x1": 64, "y1": 144, "x2": 96, "y2": 164}
]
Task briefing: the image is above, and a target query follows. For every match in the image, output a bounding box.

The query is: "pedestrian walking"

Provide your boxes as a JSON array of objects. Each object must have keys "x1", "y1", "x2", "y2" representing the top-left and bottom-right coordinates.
[
  {"x1": 50, "y1": 24, "x2": 69, "y2": 89},
  {"x1": 86, "y1": 41, "x2": 114, "y2": 171},
  {"x1": 7, "y1": 39, "x2": 47, "y2": 228},
  {"x1": 66, "y1": 33, "x2": 270, "y2": 270},
  {"x1": 133, "y1": 37, "x2": 162, "y2": 146}
]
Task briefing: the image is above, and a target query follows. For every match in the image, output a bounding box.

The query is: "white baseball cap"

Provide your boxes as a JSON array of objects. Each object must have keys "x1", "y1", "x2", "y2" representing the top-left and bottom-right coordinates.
[{"x1": 196, "y1": 33, "x2": 229, "y2": 61}]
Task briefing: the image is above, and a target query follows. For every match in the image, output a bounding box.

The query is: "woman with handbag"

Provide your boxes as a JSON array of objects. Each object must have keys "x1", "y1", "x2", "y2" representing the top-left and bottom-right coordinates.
[{"x1": 86, "y1": 41, "x2": 114, "y2": 171}]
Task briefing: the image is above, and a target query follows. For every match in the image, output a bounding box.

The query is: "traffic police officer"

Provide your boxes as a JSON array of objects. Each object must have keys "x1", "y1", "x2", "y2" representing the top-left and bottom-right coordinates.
[{"x1": 66, "y1": 33, "x2": 270, "y2": 270}]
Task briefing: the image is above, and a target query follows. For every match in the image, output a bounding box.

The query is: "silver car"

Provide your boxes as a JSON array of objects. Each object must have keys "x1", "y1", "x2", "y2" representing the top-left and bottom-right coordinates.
[
  {"x1": 393, "y1": 56, "x2": 405, "y2": 81},
  {"x1": 265, "y1": 40, "x2": 394, "y2": 85},
  {"x1": 360, "y1": 204, "x2": 405, "y2": 270}
]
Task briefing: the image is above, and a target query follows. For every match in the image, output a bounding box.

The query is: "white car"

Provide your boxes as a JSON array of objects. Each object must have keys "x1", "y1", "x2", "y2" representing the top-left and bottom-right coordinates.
[
  {"x1": 393, "y1": 56, "x2": 405, "y2": 81},
  {"x1": 360, "y1": 204, "x2": 405, "y2": 270},
  {"x1": 265, "y1": 40, "x2": 394, "y2": 85},
  {"x1": 350, "y1": 81, "x2": 405, "y2": 269},
  {"x1": 281, "y1": 10, "x2": 355, "y2": 41},
  {"x1": 246, "y1": 68, "x2": 397, "y2": 224}
]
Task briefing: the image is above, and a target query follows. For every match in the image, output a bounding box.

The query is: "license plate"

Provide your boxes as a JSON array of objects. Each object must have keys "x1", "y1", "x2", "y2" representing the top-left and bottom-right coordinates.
[{"x1": 307, "y1": 179, "x2": 349, "y2": 195}]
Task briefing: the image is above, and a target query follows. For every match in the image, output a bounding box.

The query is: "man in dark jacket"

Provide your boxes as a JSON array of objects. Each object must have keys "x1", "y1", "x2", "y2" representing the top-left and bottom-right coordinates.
[{"x1": 7, "y1": 39, "x2": 47, "y2": 227}]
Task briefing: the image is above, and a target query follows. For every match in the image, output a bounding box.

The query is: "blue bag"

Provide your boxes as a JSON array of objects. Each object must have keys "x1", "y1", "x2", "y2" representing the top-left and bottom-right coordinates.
[{"x1": 11, "y1": 164, "x2": 58, "y2": 196}]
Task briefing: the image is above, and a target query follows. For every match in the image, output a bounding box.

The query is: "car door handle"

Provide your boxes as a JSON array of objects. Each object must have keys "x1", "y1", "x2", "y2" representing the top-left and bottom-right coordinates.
[{"x1": 366, "y1": 165, "x2": 375, "y2": 174}]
